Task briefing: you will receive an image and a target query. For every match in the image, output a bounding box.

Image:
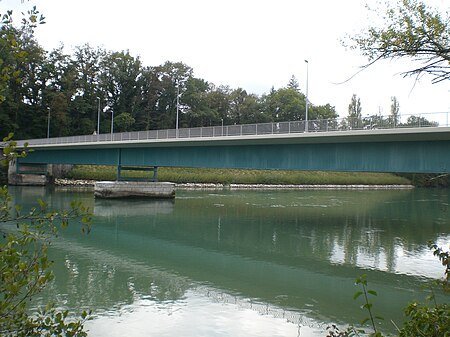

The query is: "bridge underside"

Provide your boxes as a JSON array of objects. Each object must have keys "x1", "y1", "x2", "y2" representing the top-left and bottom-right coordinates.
[{"x1": 18, "y1": 139, "x2": 450, "y2": 173}]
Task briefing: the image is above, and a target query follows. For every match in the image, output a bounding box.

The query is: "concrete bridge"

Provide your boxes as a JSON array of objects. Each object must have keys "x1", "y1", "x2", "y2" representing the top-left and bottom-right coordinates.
[
  {"x1": 4, "y1": 116, "x2": 449, "y2": 196},
  {"x1": 10, "y1": 120, "x2": 450, "y2": 179}
]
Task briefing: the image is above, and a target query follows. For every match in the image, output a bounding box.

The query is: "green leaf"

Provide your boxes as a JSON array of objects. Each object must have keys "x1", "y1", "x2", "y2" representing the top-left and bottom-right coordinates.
[
  {"x1": 368, "y1": 290, "x2": 378, "y2": 296},
  {"x1": 361, "y1": 317, "x2": 370, "y2": 325},
  {"x1": 353, "y1": 291, "x2": 363, "y2": 300}
]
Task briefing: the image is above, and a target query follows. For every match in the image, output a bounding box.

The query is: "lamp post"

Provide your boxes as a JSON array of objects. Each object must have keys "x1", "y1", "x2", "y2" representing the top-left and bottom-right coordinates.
[
  {"x1": 47, "y1": 107, "x2": 51, "y2": 138},
  {"x1": 111, "y1": 110, "x2": 114, "y2": 137},
  {"x1": 304, "y1": 60, "x2": 309, "y2": 132},
  {"x1": 96, "y1": 97, "x2": 100, "y2": 134},
  {"x1": 176, "y1": 80, "x2": 180, "y2": 138}
]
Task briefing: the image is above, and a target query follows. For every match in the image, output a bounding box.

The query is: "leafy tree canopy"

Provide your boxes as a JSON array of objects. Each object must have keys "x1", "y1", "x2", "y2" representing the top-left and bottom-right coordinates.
[{"x1": 346, "y1": 0, "x2": 450, "y2": 84}]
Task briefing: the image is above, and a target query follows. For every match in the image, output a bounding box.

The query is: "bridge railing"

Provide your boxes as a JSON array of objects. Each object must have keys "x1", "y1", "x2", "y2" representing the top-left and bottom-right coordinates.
[{"x1": 19, "y1": 111, "x2": 449, "y2": 146}]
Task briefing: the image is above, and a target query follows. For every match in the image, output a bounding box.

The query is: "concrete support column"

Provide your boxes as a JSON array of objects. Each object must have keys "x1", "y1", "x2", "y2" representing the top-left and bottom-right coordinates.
[
  {"x1": 48, "y1": 164, "x2": 73, "y2": 179},
  {"x1": 8, "y1": 162, "x2": 74, "y2": 186},
  {"x1": 8, "y1": 160, "x2": 48, "y2": 186},
  {"x1": 94, "y1": 181, "x2": 175, "y2": 199}
]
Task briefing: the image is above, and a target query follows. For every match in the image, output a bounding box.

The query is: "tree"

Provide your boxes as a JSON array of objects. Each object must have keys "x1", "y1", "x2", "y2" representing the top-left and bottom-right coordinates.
[
  {"x1": 390, "y1": 96, "x2": 400, "y2": 127},
  {"x1": 134, "y1": 66, "x2": 160, "y2": 131},
  {"x1": 204, "y1": 85, "x2": 232, "y2": 126},
  {"x1": 114, "y1": 112, "x2": 135, "y2": 132},
  {"x1": 261, "y1": 87, "x2": 306, "y2": 122},
  {"x1": 148, "y1": 61, "x2": 193, "y2": 130},
  {"x1": 0, "y1": 7, "x2": 46, "y2": 139},
  {"x1": 347, "y1": 0, "x2": 450, "y2": 84},
  {"x1": 70, "y1": 44, "x2": 106, "y2": 135},
  {"x1": 347, "y1": 94, "x2": 362, "y2": 129},
  {"x1": 311, "y1": 103, "x2": 338, "y2": 120},
  {"x1": 402, "y1": 115, "x2": 438, "y2": 127},
  {"x1": 228, "y1": 88, "x2": 266, "y2": 125},
  {"x1": 287, "y1": 75, "x2": 300, "y2": 92},
  {"x1": 0, "y1": 135, "x2": 92, "y2": 336},
  {"x1": 0, "y1": 8, "x2": 91, "y2": 335},
  {"x1": 99, "y1": 50, "x2": 142, "y2": 130}
]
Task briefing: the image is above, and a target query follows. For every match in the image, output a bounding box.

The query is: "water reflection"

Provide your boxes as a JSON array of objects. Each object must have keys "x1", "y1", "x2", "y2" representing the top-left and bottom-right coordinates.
[
  {"x1": 8, "y1": 186, "x2": 450, "y2": 336},
  {"x1": 94, "y1": 199, "x2": 175, "y2": 217}
]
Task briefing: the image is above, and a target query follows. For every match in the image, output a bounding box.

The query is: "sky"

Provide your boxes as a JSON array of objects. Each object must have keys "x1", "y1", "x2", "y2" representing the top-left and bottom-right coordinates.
[{"x1": 2, "y1": 0, "x2": 450, "y2": 122}]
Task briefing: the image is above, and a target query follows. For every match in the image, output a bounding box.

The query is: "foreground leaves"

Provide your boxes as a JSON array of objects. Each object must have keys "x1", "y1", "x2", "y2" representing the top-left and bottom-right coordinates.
[
  {"x1": 0, "y1": 185, "x2": 92, "y2": 336},
  {"x1": 1, "y1": 136, "x2": 92, "y2": 336}
]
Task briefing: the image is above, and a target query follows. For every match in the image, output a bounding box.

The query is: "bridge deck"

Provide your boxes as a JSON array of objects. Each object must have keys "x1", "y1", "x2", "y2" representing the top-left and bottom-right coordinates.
[{"x1": 14, "y1": 126, "x2": 450, "y2": 174}]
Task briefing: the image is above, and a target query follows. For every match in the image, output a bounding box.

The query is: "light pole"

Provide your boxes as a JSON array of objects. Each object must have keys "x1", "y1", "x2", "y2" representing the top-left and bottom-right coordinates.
[
  {"x1": 111, "y1": 110, "x2": 114, "y2": 136},
  {"x1": 221, "y1": 118, "x2": 224, "y2": 136},
  {"x1": 47, "y1": 107, "x2": 51, "y2": 138},
  {"x1": 176, "y1": 80, "x2": 180, "y2": 138},
  {"x1": 96, "y1": 97, "x2": 100, "y2": 134},
  {"x1": 304, "y1": 59, "x2": 309, "y2": 132}
]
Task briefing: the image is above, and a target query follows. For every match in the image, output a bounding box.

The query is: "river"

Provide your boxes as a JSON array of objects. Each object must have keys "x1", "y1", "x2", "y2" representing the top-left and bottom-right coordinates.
[{"x1": 8, "y1": 186, "x2": 450, "y2": 337}]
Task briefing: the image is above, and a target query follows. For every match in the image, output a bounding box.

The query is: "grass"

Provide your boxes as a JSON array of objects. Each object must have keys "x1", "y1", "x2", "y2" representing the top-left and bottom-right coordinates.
[{"x1": 66, "y1": 165, "x2": 412, "y2": 185}]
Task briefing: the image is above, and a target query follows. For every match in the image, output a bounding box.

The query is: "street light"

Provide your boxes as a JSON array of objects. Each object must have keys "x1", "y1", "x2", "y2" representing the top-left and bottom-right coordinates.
[
  {"x1": 96, "y1": 97, "x2": 100, "y2": 134},
  {"x1": 47, "y1": 107, "x2": 51, "y2": 138},
  {"x1": 111, "y1": 110, "x2": 114, "y2": 136},
  {"x1": 176, "y1": 80, "x2": 180, "y2": 138},
  {"x1": 304, "y1": 60, "x2": 309, "y2": 132}
]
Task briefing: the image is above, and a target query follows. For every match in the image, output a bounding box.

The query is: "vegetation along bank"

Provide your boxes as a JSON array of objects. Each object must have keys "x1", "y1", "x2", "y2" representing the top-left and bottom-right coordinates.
[{"x1": 64, "y1": 165, "x2": 413, "y2": 187}]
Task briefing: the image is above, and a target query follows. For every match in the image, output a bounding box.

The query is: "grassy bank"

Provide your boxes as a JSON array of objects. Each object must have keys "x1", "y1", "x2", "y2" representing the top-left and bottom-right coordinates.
[{"x1": 66, "y1": 165, "x2": 412, "y2": 185}]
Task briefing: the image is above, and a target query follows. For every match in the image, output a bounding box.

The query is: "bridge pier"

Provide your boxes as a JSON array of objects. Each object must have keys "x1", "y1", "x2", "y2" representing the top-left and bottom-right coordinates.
[
  {"x1": 8, "y1": 160, "x2": 48, "y2": 186},
  {"x1": 94, "y1": 181, "x2": 175, "y2": 199},
  {"x1": 93, "y1": 165, "x2": 174, "y2": 199},
  {"x1": 8, "y1": 161, "x2": 73, "y2": 186}
]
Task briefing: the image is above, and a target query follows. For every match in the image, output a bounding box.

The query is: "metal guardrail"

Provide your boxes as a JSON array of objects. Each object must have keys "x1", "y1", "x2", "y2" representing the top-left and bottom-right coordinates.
[{"x1": 19, "y1": 112, "x2": 450, "y2": 146}]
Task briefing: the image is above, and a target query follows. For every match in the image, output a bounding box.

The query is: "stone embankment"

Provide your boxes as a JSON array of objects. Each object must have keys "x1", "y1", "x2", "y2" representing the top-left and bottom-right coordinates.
[
  {"x1": 54, "y1": 179, "x2": 414, "y2": 190},
  {"x1": 55, "y1": 178, "x2": 96, "y2": 186}
]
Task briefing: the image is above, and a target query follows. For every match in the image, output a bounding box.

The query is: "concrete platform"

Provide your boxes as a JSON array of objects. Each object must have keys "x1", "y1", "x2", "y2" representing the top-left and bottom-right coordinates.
[{"x1": 94, "y1": 181, "x2": 175, "y2": 199}]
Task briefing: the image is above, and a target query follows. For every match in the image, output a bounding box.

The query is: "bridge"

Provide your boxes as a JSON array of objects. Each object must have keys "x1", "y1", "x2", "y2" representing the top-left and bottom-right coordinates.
[{"x1": 11, "y1": 115, "x2": 450, "y2": 178}]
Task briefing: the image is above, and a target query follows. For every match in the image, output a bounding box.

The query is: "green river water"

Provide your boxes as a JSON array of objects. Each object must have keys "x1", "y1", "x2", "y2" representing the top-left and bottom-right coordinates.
[{"x1": 9, "y1": 186, "x2": 450, "y2": 337}]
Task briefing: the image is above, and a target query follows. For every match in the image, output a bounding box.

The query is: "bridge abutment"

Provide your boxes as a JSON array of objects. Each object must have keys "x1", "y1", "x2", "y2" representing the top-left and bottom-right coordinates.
[
  {"x1": 8, "y1": 160, "x2": 48, "y2": 186},
  {"x1": 8, "y1": 162, "x2": 73, "y2": 186}
]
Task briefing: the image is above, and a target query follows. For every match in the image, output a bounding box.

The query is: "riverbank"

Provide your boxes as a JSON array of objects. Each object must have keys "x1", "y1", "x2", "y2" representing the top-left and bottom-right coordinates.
[
  {"x1": 54, "y1": 178, "x2": 414, "y2": 190},
  {"x1": 66, "y1": 165, "x2": 412, "y2": 186}
]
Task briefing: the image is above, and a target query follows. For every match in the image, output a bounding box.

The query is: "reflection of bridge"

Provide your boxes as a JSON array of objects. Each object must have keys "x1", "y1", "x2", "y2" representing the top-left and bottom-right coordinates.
[
  {"x1": 12, "y1": 186, "x2": 446, "y2": 334},
  {"x1": 47, "y1": 234, "x2": 321, "y2": 333},
  {"x1": 15, "y1": 118, "x2": 450, "y2": 174}
]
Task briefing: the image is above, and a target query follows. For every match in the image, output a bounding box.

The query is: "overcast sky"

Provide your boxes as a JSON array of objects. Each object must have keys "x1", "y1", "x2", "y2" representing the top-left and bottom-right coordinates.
[{"x1": 2, "y1": 0, "x2": 450, "y2": 121}]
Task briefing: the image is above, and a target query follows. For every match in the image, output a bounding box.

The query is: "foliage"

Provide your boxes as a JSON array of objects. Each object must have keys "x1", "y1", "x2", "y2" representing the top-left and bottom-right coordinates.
[
  {"x1": 66, "y1": 165, "x2": 411, "y2": 186},
  {"x1": 347, "y1": 94, "x2": 362, "y2": 129},
  {"x1": 390, "y1": 97, "x2": 400, "y2": 127},
  {"x1": 353, "y1": 275, "x2": 384, "y2": 334},
  {"x1": 399, "y1": 301, "x2": 450, "y2": 337},
  {"x1": 0, "y1": 6, "x2": 45, "y2": 102},
  {"x1": 1, "y1": 7, "x2": 93, "y2": 329},
  {"x1": 326, "y1": 244, "x2": 450, "y2": 337},
  {"x1": 398, "y1": 243, "x2": 449, "y2": 337},
  {"x1": 0, "y1": 10, "x2": 338, "y2": 140},
  {"x1": 429, "y1": 242, "x2": 450, "y2": 292},
  {"x1": 400, "y1": 115, "x2": 438, "y2": 128},
  {"x1": 114, "y1": 112, "x2": 135, "y2": 132},
  {"x1": 1, "y1": 135, "x2": 92, "y2": 336},
  {"x1": 347, "y1": 0, "x2": 450, "y2": 84}
]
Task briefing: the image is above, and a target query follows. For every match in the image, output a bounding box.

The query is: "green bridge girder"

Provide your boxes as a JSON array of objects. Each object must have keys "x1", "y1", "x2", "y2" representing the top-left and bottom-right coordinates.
[{"x1": 17, "y1": 128, "x2": 450, "y2": 173}]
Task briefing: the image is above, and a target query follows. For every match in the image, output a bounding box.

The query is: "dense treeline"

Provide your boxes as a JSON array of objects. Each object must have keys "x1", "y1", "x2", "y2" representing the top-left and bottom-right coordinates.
[{"x1": 0, "y1": 22, "x2": 338, "y2": 140}]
